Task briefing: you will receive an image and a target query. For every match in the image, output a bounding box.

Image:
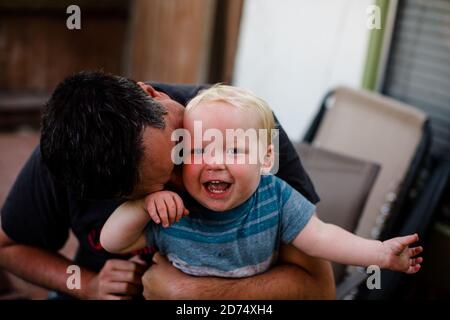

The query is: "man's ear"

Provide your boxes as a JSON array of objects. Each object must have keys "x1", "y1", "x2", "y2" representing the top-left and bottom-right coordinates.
[
  {"x1": 137, "y1": 82, "x2": 159, "y2": 98},
  {"x1": 260, "y1": 144, "x2": 274, "y2": 175}
]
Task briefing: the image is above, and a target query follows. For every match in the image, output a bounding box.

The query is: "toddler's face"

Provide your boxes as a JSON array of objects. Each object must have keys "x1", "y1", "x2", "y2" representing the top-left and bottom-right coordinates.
[{"x1": 182, "y1": 101, "x2": 271, "y2": 212}]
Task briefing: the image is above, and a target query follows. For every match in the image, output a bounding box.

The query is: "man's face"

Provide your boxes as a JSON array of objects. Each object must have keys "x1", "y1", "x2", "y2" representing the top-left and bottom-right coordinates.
[{"x1": 130, "y1": 86, "x2": 184, "y2": 198}]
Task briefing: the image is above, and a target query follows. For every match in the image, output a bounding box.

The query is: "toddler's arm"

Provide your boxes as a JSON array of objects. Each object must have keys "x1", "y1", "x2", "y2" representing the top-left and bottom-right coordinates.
[
  {"x1": 100, "y1": 199, "x2": 149, "y2": 254},
  {"x1": 292, "y1": 215, "x2": 423, "y2": 274},
  {"x1": 100, "y1": 191, "x2": 188, "y2": 254}
]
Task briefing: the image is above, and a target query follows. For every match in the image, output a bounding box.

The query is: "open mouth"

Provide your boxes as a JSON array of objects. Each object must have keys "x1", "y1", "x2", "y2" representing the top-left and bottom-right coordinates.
[{"x1": 202, "y1": 180, "x2": 232, "y2": 197}]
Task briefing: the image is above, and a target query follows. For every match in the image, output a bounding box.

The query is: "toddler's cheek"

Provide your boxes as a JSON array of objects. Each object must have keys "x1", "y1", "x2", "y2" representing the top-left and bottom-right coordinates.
[{"x1": 182, "y1": 165, "x2": 201, "y2": 191}]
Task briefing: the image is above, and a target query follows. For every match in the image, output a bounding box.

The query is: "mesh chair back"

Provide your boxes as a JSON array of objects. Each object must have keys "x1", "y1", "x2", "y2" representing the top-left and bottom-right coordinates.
[{"x1": 311, "y1": 87, "x2": 427, "y2": 240}]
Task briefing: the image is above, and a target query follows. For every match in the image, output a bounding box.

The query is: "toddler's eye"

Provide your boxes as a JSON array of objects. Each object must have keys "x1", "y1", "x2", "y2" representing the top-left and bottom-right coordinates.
[
  {"x1": 226, "y1": 148, "x2": 244, "y2": 155},
  {"x1": 191, "y1": 148, "x2": 203, "y2": 155}
]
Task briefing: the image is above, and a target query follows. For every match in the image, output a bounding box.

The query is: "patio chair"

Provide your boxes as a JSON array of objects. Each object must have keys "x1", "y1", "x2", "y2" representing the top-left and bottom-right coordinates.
[
  {"x1": 295, "y1": 142, "x2": 380, "y2": 283},
  {"x1": 301, "y1": 86, "x2": 432, "y2": 299},
  {"x1": 359, "y1": 157, "x2": 450, "y2": 299}
]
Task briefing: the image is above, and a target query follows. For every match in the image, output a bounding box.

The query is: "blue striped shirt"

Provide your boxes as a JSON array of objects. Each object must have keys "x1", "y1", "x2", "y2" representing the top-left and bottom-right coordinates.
[{"x1": 145, "y1": 175, "x2": 315, "y2": 278}]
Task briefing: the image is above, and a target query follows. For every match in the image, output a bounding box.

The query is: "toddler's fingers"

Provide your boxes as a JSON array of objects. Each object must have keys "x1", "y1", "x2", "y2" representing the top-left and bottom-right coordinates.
[
  {"x1": 163, "y1": 195, "x2": 178, "y2": 225},
  {"x1": 406, "y1": 264, "x2": 421, "y2": 274},
  {"x1": 399, "y1": 234, "x2": 419, "y2": 247},
  {"x1": 411, "y1": 257, "x2": 423, "y2": 265},
  {"x1": 155, "y1": 198, "x2": 170, "y2": 228},
  {"x1": 146, "y1": 201, "x2": 160, "y2": 224},
  {"x1": 183, "y1": 208, "x2": 189, "y2": 216},
  {"x1": 172, "y1": 194, "x2": 185, "y2": 222},
  {"x1": 409, "y1": 246, "x2": 423, "y2": 257}
]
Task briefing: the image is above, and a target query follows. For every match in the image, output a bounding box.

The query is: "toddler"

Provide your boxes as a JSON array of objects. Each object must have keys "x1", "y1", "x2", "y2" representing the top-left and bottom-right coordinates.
[{"x1": 100, "y1": 85, "x2": 423, "y2": 278}]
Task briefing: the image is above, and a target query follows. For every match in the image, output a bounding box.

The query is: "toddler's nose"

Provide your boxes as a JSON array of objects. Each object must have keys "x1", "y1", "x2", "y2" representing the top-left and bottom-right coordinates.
[{"x1": 204, "y1": 151, "x2": 226, "y2": 169}]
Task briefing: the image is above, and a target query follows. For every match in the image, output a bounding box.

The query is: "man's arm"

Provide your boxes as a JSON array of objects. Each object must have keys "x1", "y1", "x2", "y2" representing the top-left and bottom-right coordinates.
[
  {"x1": 0, "y1": 147, "x2": 147, "y2": 299},
  {"x1": 142, "y1": 246, "x2": 335, "y2": 300},
  {"x1": 0, "y1": 227, "x2": 95, "y2": 299},
  {"x1": 0, "y1": 227, "x2": 149, "y2": 299}
]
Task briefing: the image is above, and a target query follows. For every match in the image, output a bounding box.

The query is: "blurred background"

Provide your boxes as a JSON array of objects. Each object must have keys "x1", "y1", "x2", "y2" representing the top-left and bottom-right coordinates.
[{"x1": 0, "y1": 0, "x2": 449, "y2": 299}]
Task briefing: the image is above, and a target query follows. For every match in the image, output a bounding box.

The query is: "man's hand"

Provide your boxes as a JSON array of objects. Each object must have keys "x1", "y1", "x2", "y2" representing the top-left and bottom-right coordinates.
[
  {"x1": 86, "y1": 255, "x2": 148, "y2": 300},
  {"x1": 142, "y1": 248, "x2": 335, "y2": 300},
  {"x1": 142, "y1": 252, "x2": 190, "y2": 300}
]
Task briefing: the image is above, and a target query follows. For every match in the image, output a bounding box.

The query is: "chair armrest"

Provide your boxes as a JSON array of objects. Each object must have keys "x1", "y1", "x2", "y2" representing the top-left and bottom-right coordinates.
[{"x1": 336, "y1": 271, "x2": 368, "y2": 300}]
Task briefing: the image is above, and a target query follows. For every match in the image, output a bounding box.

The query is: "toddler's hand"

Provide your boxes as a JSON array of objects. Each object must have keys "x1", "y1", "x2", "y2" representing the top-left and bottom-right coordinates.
[
  {"x1": 143, "y1": 191, "x2": 189, "y2": 228},
  {"x1": 381, "y1": 234, "x2": 423, "y2": 274}
]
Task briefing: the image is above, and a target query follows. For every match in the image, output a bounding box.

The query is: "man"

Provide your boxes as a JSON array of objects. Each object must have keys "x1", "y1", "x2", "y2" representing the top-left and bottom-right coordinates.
[{"x1": 0, "y1": 71, "x2": 334, "y2": 299}]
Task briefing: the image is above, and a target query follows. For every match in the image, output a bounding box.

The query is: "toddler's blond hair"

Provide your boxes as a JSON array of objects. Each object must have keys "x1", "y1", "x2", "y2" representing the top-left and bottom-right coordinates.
[{"x1": 186, "y1": 84, "x2": 275, "y2": 144}]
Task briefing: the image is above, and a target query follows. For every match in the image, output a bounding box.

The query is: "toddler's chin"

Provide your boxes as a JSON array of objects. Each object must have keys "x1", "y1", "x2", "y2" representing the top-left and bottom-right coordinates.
[{"x1": 198, "y1": 198, "x2": 234, "y2": 212}]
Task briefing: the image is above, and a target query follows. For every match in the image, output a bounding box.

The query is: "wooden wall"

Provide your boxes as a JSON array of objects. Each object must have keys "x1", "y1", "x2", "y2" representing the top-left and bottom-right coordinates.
[
  {"x1": 125, "y1": 0, "x2": 217, "y2": 84},
  {"x1": 0, "y1": 0, "x2": 244, "y2": 130},
  {"x1": 0, "y1": 0, "x2": 129, "y2": 94},
  {"x1": 126, "y1": 0, "x2": 243, "y2": 84},
  {"x1": 0, "y1": 0, "x2": 129, "y2": 130}
]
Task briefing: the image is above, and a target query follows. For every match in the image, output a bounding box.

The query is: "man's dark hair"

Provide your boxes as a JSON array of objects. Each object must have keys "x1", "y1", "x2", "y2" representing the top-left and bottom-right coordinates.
[{"x1": 41, "y1": 71, "x2": 167, "y2": 199}]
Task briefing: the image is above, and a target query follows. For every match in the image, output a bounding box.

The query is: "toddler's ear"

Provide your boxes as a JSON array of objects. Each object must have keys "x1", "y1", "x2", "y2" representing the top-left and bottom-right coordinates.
[{"x1": 260, "y1": 144, "x2": 274, "y2": 175}]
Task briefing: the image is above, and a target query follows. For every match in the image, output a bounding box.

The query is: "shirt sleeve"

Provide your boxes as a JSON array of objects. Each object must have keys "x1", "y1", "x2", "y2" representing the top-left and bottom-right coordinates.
[
  {"x1": 1, "y1": 147, "x2": 70, "y2": 251},
  {"x1": 144, "y1": 223, "x2": 156, "y2": 249},
  {"x1": 278, "y1": 178, "x2": 316, "y2": 244}
]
